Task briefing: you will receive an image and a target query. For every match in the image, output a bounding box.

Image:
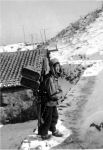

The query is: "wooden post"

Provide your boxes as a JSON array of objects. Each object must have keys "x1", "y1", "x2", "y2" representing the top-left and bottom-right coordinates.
[{"x1": 0, "y1": 88, "x2": 2, "y2": 106}]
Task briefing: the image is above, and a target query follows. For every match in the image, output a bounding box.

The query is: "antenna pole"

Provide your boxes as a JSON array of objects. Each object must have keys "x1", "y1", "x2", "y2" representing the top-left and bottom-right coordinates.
[
  {"x1": 44, "y1": 29, "x2": 47, "y2": 42},
  {"x1": 31, "y1": 34, "x2": 34, "y2": 49},
  {"x1": 40, "y1": 30, "x2": 44, "y2": 43},
  {"x1": 23, "y1": 26, "x2": 26, "y2": 43}
]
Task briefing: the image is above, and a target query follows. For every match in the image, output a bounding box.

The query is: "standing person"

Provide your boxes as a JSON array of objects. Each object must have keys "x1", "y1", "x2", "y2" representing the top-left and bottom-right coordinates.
[{"x1": 38, "y1": 58, "x2": 65, "y2": 140}]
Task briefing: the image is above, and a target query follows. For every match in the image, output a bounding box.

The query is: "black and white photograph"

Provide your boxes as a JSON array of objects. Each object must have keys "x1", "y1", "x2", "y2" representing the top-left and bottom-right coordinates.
[{"x1": 0, "y1": 0, "x2": 103, "y2": 149}]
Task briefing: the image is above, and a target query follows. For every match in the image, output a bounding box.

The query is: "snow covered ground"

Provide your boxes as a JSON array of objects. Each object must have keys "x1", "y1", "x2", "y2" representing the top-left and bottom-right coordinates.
[
  {"x1": 0, "y1": 43, "x2": 37, "y2": 52},
  {"x1": 77, "y1": 69, "x2": 103, "y2": 148},
  {"x1": 21, "y1": 120, "x2": 71, "y2": 150},
  {"x1": 81, "y1": 59, "x2": 103, "y2": 128}
]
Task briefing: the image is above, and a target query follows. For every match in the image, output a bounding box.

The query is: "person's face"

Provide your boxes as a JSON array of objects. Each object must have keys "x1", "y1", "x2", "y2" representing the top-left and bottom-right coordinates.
[{"x1": 54, "y1": 63, "x2": 60, "y2": 74}]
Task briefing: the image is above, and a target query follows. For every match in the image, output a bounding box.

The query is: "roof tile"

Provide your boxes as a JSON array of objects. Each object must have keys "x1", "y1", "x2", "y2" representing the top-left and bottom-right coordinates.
[{"x1": 0, "y1": 49, "x2": 47, "y2": 88}]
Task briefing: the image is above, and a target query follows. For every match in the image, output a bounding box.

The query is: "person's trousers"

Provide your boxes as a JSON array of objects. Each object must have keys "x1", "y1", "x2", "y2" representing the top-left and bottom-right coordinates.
[{"x1": 38, "y1": 106, "x2": 58, "y2": 136}]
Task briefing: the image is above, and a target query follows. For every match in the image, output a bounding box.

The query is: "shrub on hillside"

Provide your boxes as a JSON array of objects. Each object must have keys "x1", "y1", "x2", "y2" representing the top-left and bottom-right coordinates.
[
  {"x1": 71, "y1": 21, "x2": 80, "y2": 31},
  {"x1": 62, "y1": 64, "x2": 86, "y2": 84}
]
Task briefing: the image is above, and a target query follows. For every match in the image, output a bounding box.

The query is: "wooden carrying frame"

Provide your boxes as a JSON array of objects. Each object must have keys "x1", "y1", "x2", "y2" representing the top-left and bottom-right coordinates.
[
  {"x1": 21, "y1": 65, "x2": 41, "y2": 81},
  {"x1": 20, "y1": 65, "x2": 40, "y2": 90}
]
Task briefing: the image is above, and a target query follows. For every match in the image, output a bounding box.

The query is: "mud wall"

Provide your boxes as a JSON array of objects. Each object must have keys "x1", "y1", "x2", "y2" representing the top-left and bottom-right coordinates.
[{"x1": 0, "y1": 88, "x2": 37, "y2": 124}]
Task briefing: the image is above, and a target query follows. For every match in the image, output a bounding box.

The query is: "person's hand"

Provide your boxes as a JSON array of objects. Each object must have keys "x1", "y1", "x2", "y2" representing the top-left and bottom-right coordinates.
[
  {"x1": 60, "y1": 94, "x2": 67, "y2": 100},
  {"x1": 58, "y1": 95, "x2": 65, "y2": 104}
]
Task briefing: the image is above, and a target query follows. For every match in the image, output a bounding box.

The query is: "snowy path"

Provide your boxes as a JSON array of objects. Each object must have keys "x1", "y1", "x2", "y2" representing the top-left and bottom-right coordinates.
[
  {"x1": 53, "y1": 60, "x2": 103, "y2": 149},
  {"x1": 21, "y1": 120, "x2": 71, "y2": 150}
]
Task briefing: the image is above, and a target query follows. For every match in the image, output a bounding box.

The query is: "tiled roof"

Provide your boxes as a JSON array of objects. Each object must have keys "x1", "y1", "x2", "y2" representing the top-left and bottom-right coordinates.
[{"x1": 0, "y1": 49, "x2": 47, "y2": 88}]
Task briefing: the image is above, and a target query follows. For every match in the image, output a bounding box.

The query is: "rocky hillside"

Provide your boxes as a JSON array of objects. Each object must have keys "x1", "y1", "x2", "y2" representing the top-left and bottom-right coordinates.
[{"x1": 47, "y1": 7, "x2": 103, "y2": 63}]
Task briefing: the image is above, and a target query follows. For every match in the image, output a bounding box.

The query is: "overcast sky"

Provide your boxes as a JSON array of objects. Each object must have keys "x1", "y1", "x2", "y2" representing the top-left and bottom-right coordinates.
[{"x1": 0, "y1": 0, "x2": 102, "y2": 46}]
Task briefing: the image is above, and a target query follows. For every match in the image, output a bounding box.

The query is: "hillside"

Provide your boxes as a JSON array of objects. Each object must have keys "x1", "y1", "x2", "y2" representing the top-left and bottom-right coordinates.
[{"x1": 47, "y1": 7, "x2": 103, "y2": 64}]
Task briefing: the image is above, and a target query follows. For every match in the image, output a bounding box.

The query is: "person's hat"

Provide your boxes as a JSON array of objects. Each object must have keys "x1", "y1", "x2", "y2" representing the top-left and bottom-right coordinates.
[{"x1": 50, "y1": 58, "x2": 60, "y2": 66}]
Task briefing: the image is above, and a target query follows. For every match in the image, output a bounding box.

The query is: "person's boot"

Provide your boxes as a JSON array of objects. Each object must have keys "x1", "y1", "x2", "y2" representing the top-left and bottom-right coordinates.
[
  {"x1": 52, "y1": 130, "x2": 63, "y2": 137},
  {"x1": 41, "y1": 134, "x2": 52, "y2": 140}
]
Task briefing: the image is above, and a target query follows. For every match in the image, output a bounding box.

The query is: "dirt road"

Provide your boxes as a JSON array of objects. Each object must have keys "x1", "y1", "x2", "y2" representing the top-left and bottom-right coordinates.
[{"x1": 54, "y1": 69, "x2": 103, "y2": 149}]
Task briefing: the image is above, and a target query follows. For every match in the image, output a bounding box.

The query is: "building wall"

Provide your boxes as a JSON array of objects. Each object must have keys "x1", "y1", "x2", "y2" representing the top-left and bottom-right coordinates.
[
  {"x1": 0, "y1": 87, "x2": 37, "y2": 123},
  {"x1": 1, "y1": 87, "x2": 34, "y2": 106}
]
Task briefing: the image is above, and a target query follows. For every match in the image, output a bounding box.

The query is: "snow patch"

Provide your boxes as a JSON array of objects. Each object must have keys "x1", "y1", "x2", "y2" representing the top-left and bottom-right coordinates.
[
  {"x1": 0, "y1": 124, "x2": 3, "y2": 128},
  {"x1": 82, "y1": 60, "x2": 103, "y2": 77}
]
